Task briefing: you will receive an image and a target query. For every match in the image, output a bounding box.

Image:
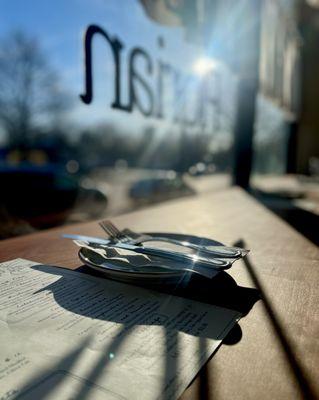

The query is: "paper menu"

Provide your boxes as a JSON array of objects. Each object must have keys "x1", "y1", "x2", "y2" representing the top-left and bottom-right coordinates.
[{"x1": 0, "y1": 259, "x2": 241, "y2": 400}]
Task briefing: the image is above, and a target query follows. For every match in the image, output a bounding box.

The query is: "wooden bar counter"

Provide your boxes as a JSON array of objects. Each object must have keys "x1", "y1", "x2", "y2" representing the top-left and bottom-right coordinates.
[{"x1": 0, "y1": 187, "x2": 318, "y2": 400}]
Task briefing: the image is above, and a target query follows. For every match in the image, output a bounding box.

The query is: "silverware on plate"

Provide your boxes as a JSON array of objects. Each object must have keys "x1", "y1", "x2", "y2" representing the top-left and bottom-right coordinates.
[
  {"x1": 99, "y1": 219, "x2": 248, "y2": 258},
  {"x1": 63, "y1": 234, "x2": 233, "y2": 271}
]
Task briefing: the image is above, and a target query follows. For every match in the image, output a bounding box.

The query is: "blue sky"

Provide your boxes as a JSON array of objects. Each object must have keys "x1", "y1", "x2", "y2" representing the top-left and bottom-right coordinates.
[
  {"x1": 1, "y1": 1, "x2": 191, "y2": 129},
  {"x1": 0, "y1": 0, "x2": 177, "y2": 83},
  {"x1": 0, "y1": 0, "x2": 236, "y2": 143}
]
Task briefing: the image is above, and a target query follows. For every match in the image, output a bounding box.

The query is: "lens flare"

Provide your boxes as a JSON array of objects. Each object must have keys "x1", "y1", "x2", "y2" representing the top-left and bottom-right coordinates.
[{"x1": 193, "y1": 57, "x2": 217, "y2": 76}]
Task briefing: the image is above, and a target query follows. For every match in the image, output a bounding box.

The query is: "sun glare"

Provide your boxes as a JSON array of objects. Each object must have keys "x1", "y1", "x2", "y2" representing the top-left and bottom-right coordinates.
[{"x1": 193, "y1": 57, "x2": 217, "y2": 76}]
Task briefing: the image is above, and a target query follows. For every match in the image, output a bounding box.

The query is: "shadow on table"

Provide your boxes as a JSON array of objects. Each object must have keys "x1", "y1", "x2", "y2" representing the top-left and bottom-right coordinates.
[
  {"x1": 78, "y1": 263, "x2": 260, "y2": 344},
  {"x1": 14, "y1": 263, "x2": 259, "y2": 400},
  {"x1": 252, "y1": 189, "x2": 319, "y2": 246},
  {"x1": 235, "y1": 239, "x2": 318, "y2": 400}
]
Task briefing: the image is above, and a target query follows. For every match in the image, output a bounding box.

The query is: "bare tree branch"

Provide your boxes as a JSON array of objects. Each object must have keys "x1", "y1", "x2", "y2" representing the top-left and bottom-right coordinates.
[{"x1": 0, "y1": 31, "x2": 72, "y2": 147}]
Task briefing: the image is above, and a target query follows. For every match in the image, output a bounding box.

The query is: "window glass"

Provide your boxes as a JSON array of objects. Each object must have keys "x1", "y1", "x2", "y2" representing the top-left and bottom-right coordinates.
[{"x1": 0, "y1": 0, "x2": 237, "y2": 237}]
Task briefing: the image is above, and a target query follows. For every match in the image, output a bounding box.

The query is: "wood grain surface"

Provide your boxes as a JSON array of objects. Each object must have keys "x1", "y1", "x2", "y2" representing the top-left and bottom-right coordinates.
[{"x1": 0, "y1": 187, "x2": 318, "y2": 400}]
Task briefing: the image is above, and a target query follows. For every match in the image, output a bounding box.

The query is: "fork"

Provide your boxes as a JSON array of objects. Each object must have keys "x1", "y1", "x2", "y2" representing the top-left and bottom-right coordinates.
[{"x1": 99, "y1": 220, "x2": 246, "y2": 259}]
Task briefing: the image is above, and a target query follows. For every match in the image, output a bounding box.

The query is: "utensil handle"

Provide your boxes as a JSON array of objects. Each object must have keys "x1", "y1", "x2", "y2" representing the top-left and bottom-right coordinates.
[{"x1": 63, "y1": 234, "x2": 111, "y2": 244}]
